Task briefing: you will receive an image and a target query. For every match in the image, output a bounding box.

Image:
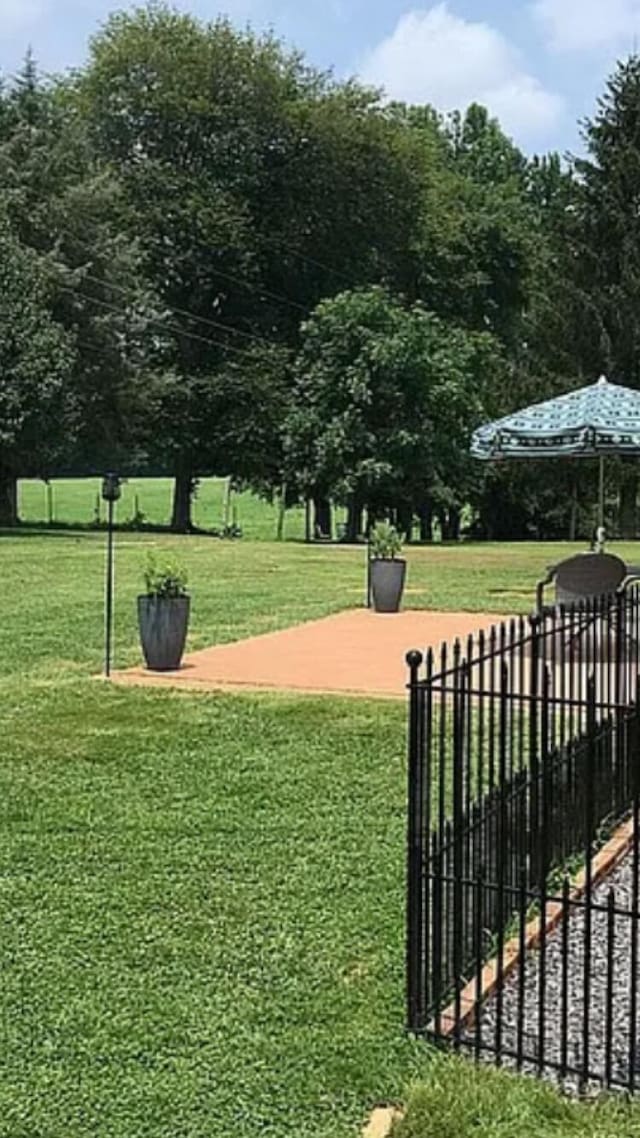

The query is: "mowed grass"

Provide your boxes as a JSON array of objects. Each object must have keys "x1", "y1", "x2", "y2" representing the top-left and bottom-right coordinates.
[
  {"x1": 395, "y1": 1056, "x2": 640, "y2": 1138},
  {"x1": 4, "y1": 530, "x2": 640, "y2": 1136},
  {"x1": 18, "y1": 477, "x2": 349, "y2": 542}
]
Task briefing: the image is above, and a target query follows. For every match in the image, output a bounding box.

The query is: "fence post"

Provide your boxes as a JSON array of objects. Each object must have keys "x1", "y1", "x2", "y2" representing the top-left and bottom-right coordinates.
[
  {"x1": 581, "y1": 674, "x2": 597, "y2": 1090},
  {"x1": 628, "y1": 675, "x2": 640, "y2": 1090},
  {"x1": 528, "y1": 613, "x2": 541, "y2": 886},
  {"x1": 406, "y1": 649, "x2": 425, "y2": 1033}
]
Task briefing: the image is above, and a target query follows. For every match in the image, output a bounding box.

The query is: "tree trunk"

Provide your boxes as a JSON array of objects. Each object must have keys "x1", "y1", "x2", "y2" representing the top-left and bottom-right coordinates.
[
  {"x1": 418, "y1": 501, "x2": 433, "y2": 543},
  {"x1": 276, "y1": 481, "x2": 287, "y2": 541},
  {"x1": 618, "y1": 469, "x2": 638, "y2": 539},
  {"x1": 438, "y1": 510, "x2": 450, "y2": 541},
  {"x1": 171, "y1": 464, "x2": 194, "y2": 533},
  {"x1": 0, "y1": 468, "x2": 18, "y2": 526},
  {"x1": 345, "y1": 497, "x2": 363, "y2": 543},
  {"x1": 396, "y1": 502, "x2": 414, "y2": 543},
  {"x1": 449, "y1": 507, "x2": 461, "y2": 542},
  {"x1": 313, "y1": 496, "x2": 332, "y2": 539}
]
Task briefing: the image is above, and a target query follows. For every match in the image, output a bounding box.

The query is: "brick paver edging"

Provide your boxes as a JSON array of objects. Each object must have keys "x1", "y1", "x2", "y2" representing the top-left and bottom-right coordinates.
[{"x1": 432, "y1": 817, "x2": 635, "y2": 1038}]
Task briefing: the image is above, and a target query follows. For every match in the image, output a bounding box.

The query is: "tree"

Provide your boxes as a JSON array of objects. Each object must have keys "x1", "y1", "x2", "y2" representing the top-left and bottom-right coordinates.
[
  {"x1": 78, "y1": 5, "x2": 426, "y2": 529},
  {"x1": 0, "y1": 56, "x2": 170, "y2": 481},
  {"x1": 0, "y1": 216, "x2": 75, "y2": 524},
  {"x1": 572, "y1": 57, "x2": 640, "y2": 535},
  {"x1": 286, "y1": 287, "x2": 499, "y2": 539}
]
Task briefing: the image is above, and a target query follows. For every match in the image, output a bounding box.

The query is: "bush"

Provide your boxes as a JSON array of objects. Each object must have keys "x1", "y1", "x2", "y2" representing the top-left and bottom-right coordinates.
[
  {"x1": 143, "y1": 552, "x2": 188, "y2": 598},
  {"x1": 370, "y1": 521, "x2": 403, "y2": 560}
]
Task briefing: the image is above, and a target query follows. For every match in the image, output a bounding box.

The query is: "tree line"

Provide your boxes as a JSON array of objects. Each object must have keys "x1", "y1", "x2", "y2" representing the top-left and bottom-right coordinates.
[{"x1": 2, "y1": 3, "x2": 640, "y2": 539}]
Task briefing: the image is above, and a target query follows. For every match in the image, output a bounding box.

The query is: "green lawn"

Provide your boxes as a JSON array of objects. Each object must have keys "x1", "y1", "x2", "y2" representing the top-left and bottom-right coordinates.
[
  {"x1": 18, "y1": 477, "x2": 349, "y2": 542},
  {"x1": 395, "y1": 1056, "x2": 640, "y2": 1138},
  {"x1": 4, "y1": 530, "x2": 640, "y2": 1137}
]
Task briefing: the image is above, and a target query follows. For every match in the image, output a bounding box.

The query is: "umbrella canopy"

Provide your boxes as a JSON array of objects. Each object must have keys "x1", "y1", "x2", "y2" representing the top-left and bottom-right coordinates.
[
  {"x1": 471, "y1": 376, "x2": 640, "y2": 460},
  {"x1": 471, "y1": 376, "x2": 640, "y2": 530}
]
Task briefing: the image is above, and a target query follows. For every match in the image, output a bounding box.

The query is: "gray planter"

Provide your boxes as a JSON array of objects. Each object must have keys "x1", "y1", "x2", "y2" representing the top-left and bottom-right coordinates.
[
  {"x1": 370, "y1": 558, "x2": 407, "y2": 613},
  {"x1": 138, "y1": 595, "x2": 190, "y2": 671}
]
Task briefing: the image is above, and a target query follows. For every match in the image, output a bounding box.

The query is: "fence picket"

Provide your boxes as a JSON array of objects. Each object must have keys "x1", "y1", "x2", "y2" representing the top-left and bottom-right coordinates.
[{"x1": 407, "y1": 587, "x2": 640, "y2": 1092}]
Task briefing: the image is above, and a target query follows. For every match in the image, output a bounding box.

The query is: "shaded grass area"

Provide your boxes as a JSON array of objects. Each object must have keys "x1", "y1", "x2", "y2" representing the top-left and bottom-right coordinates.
[{"x1": 395, "y1": 1055, "x2": 640, "y2": 1137}]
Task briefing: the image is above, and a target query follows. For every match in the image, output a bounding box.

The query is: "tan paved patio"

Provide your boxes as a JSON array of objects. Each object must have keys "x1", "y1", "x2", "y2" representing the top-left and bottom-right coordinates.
[{"x1": 111, "y1": 608, "x2": 508, "y2": 699}]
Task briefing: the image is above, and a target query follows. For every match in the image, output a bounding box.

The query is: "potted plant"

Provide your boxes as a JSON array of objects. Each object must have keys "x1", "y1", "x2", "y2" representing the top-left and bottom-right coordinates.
[
  {"x1": 369, "y1": 521, "x2": 407, "y2": 613},
  {"x1": 138, "y1": 553, "x2": 190, "y2": 670}
]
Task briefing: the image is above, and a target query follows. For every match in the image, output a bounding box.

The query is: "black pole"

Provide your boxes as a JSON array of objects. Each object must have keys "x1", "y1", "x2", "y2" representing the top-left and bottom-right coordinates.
[
  {"x1": 406, "y1": 649, "x2": 424, "y2": 1032},
  {"x1": 366, "y1": 537, "x2": 372, "y2": 608},
  {"x1": 105, "y1": 496, "x2": 115, "y2": 677},
  {"x1": 102, "y1": 473, "x2": 122, "y2": 678}
]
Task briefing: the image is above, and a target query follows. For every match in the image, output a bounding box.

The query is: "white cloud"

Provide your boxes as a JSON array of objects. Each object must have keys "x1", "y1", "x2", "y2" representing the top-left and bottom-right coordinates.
[
  {"x1": 0, "y1": 0, "x2": 45, "y2": 36},
  {"x1": 359, "y1": 4, "x2": 564, "y2": 145},
  {"x1": 532, "y1": 0, "x2": 640, "y2": 53}
]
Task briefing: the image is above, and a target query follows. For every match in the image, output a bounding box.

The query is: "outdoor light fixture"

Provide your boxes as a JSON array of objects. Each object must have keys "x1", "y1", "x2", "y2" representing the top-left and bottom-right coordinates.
[
  {"x1": 102, "y1": 472, "x2": 122, "y2": 503},
  {"x1": 102, "y1": 472, "x2": 122, "y2": 677}
]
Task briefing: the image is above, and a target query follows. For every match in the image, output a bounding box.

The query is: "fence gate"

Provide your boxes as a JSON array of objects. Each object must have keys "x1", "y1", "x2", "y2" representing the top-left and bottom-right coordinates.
[{"x1": 406, "y1": 590, "x2": 640, "y2": 1091}]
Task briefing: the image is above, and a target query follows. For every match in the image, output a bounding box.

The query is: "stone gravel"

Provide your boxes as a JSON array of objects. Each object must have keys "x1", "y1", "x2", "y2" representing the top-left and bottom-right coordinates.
[{"x1": 465, "y1": 850, "x2": 640, "y2": 1093}]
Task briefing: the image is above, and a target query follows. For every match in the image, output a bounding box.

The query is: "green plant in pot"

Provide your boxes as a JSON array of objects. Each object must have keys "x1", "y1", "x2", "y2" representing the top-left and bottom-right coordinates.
[
  {"x1": 369, "y1": 521, "x2": 406, "y2": 613},
  {"x1": 138, "y1": 553, "x2": 190, "y2": 670}
]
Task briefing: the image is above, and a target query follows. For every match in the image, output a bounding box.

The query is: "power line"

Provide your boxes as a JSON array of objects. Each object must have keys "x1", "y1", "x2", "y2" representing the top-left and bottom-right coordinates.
[
  {"x1": 73, "y1": 269, "x2": 275, "y2": 349},
  {"x1": 189, "y1": 260, "x2": 308, "y2": 314},
  {"x1": 257, "y1": 231, "x2": 354, "y2": 287},
  {"x1": 51, "y1": 223, "x2": 309, "y2": 319},
  {"x1": 60, "y1": 286, "x2": 263, "y2": 360}
]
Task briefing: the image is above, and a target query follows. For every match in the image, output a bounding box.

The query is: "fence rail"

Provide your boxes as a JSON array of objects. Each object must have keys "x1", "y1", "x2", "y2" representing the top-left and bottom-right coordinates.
[{"x1": 406, "y1": 587, "x2": 640, "y2": 1092}]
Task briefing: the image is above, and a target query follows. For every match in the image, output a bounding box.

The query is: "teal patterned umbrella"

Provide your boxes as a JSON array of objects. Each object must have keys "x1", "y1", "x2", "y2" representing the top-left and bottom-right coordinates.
[{"x1": 471, "y1": 376, "x2": 640, "y2": 528}]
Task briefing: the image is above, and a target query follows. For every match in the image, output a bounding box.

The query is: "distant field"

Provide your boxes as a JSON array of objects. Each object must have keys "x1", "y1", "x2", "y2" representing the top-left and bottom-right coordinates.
[{"x1": 18, "y1": 477, "x2": 348, "y2": 542}]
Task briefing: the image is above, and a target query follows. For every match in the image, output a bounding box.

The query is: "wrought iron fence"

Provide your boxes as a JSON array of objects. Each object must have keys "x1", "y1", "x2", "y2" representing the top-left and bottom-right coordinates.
[{"x1": 406, "y1": 587, "x2": 640, "y2": 1091}]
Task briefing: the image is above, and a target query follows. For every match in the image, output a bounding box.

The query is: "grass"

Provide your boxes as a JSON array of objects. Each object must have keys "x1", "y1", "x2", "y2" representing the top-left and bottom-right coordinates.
[
  {"x1": 395, "y1": 1055, "x2": 640, "y2": 1137},
  {"x1": 4, "y1": 527, "x2": 640, "y2": 1136},
  {"x1": 18, "y1": 476, "x2": 349, "y2": 542}
]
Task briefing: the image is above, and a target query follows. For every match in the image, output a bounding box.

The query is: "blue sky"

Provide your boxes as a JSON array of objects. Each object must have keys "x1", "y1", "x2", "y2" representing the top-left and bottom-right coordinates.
[{"x1": 2, "y1": 0, "x2": 640, "y2": 153}]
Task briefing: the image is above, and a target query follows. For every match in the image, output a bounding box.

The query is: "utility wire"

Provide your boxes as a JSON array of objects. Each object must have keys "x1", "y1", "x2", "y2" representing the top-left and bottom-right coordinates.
[
  {"x1": 257, "y1": 230, "x2": 354, "y2": 287},
  {"x1": 73, "y1": 269, "x2": 275, "y2": 349},
  {"x1": 51, "y1": 223, "x2": 309, "y2": 319},
  {"x1": 60, "y1": 286, "x2": 264, "y2": 360}
]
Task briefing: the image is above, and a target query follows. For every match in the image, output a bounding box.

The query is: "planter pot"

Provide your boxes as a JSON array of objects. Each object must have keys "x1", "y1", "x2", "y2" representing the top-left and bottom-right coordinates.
[
  {"x1": 138, "y1": 595, "x2": 190, "y2": 671},
  {"x1": 370, "y1": 558, "x2": 407, "y2": 613}
]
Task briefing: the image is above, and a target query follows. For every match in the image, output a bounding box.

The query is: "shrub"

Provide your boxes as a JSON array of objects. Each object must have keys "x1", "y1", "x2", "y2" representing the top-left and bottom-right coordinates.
[
  {"x1": 143, "y1": 552, "x2": 188, "y2": 599},
  {"x1": 370, "y1": 521, "x2": 403, "y2": 560}
]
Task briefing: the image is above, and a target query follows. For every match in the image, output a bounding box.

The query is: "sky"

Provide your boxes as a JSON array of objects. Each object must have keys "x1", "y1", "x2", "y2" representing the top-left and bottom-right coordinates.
[{"x1": 2, "y1": 0, "x2": 640, "y2": 154}]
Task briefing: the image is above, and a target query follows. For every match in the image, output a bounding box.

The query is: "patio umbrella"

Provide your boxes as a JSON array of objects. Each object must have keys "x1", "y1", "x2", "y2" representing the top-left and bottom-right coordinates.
[{"x1": 471, "y1": 375, "x2": 640, "y2": 530}]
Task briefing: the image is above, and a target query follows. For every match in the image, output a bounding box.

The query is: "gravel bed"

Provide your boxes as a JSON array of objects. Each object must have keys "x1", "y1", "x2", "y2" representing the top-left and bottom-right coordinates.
[{"x1": 465, "y1": 850, "x2": 640, "y2": 1093}]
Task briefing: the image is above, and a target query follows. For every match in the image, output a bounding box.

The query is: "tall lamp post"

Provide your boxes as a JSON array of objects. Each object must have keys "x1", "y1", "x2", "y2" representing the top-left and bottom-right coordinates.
[{"x1": 102, "y1": 473, "x2": 122, "y2": 677}]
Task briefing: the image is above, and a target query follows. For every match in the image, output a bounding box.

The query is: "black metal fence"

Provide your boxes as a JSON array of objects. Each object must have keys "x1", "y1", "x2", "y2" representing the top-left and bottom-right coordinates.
[{"x1": 407, "y1": 588, "x2": 640, "y2": 1091}]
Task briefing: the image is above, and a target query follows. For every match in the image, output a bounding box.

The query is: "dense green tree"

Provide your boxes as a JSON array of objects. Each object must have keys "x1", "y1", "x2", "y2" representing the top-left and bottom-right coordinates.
[
  {"x1": 572, "y1": 57, "x2": 640, "y2": 535},
  {"x1": 0, "y1": 57, "x2": 169, "y2": 490},
  {"x1": 77, "y1": 5, "x2": 426, "y2": 529},
  {"x1": 0, "y1": 215, "x2": 74, "y2": 524},
  {"x1": 286, "y1": 287, "x2": 499, "y2": 539}
]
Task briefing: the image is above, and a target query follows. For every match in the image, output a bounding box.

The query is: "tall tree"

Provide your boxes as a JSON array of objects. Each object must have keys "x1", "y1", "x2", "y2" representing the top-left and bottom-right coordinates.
[
  {"x1": 78, "y1": 5, "x2": 425, "y2": 529},
  {"x1": 568, "y1": 57, "x2": 640, "y2": 535},
  {"x1": 0, "y1": 56, "x2": 169, "y2": 481},
  {"x1": 0, "y1": 215, "x2": 74, "y2": 524}
]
